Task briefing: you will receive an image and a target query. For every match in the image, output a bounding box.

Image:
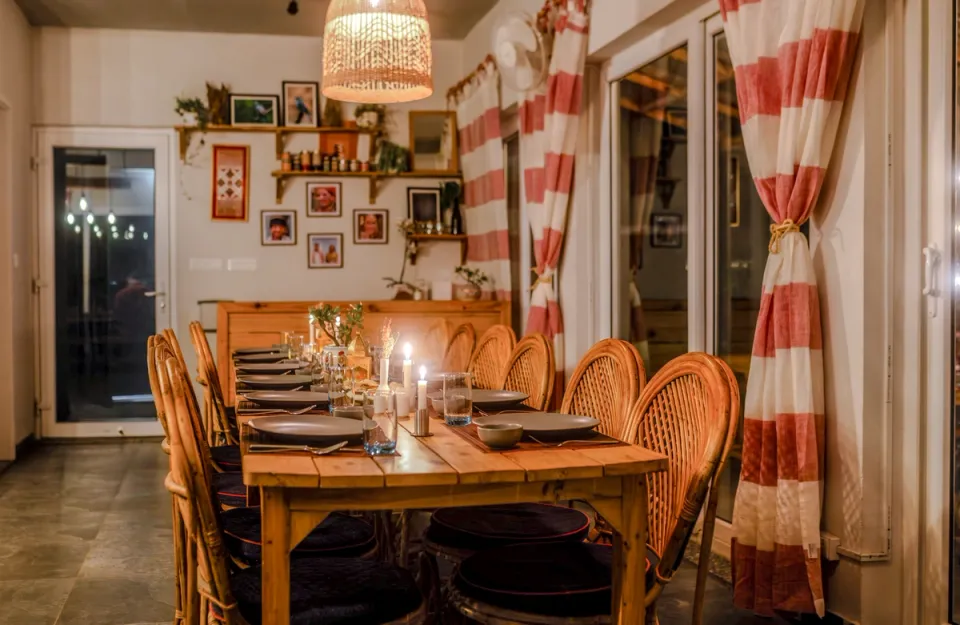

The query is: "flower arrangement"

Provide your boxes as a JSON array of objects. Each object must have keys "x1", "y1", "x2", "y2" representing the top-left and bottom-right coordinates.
[
  {"x1": 455, "y1": 265, "x2": 490, "y2": 288},
  {"x1": 380, "y1": 319, "x2": 400, "y2": 359},
  {"x1": 308, "y1": 302, "x2": 364, "y2": 346}
]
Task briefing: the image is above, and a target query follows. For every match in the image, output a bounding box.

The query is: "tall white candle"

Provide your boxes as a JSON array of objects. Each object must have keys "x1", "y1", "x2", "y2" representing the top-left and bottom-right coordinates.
[
  {"x1": 417, "y1": 366, "x2": 427, "y2": 411},
  {"x1": 308, "y1": 314, "x2": 315, "y2": 349},
  {"x1": 402, "y1": 343, "x2": 413, "y2": 392}
]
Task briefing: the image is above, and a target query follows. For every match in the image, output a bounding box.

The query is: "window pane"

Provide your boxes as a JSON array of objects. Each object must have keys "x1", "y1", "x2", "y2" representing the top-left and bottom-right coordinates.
[{"x1": 617, "y1": 46, "x2": 689, "y2": 376}]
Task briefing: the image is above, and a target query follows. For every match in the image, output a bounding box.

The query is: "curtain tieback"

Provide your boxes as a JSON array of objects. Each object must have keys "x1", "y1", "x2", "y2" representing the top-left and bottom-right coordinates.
[
  {"x1": 529, "y1": 267, "x2": 555, "y2": 292},
  {"x1": 768, "y1": 219, "x2": 800, "y2": 254}
]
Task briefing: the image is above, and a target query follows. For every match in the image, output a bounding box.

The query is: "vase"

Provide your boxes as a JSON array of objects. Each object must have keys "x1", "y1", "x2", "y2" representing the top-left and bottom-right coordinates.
[
  {"x1": 460, "y1": 284, "x2": 481, "y2": 301},
  {"x1": 181, "y1": 112, "x2": 199, "y2": 127}
]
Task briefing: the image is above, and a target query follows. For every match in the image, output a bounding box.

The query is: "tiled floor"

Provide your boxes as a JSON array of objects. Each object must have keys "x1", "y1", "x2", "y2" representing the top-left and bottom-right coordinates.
[{"x1": 0, "y1": 441, "x2": 791, "y2": 625}]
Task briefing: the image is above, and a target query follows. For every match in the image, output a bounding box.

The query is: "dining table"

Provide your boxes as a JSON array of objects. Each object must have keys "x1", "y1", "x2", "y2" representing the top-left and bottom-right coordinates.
[{"x1": 234, "y1": 386, "x2": 668, "y2": 625}]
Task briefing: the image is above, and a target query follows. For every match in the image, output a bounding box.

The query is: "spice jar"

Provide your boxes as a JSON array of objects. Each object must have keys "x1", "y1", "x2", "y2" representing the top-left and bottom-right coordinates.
[
  {"x1": 322, "y1": 156, "x2": 331, "y2": 172},
  {"x1": 281, "y1": 152, "x2": 292, "y2": 172},
  {"x1": 313, "y1": 150, "x2": 322, "y2": 172},
  {"x1": 360, "y1": 161, "x2": 370, "y2": 172},
  {"x1": 350, "y1": 159, "x2": 360, "y2": 172},
  {"x1": 339, "y1": 158, "x2": 348, "y2": 172}
]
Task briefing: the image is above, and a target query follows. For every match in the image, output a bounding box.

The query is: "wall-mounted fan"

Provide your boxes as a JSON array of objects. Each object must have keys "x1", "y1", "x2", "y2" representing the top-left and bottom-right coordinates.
[{"x1": 492, "y1": 12, "x2": 549, "y2": 92}]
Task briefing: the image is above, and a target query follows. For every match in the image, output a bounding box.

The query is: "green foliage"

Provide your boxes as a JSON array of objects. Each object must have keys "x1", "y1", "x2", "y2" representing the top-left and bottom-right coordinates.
[
  {"x1": 308, "y1": 303, "x2": 364, "y2": 346},
  {"x1": 455, "y1": 265, "x2": 489, "y2": 287}
]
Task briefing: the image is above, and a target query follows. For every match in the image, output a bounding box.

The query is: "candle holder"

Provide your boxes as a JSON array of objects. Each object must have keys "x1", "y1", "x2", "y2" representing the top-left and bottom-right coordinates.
[{"x1": 413, "y1": 408, "x2": 432, "y2": 437}]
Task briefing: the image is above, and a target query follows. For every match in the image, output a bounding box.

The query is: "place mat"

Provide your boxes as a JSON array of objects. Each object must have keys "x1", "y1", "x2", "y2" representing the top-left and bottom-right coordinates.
[
  {"x1": 240, "y1": 420, "x2": 400, "y2": 457},
  {"x1": 448, "y1": 421, "x2": 628, "y2": 454}
]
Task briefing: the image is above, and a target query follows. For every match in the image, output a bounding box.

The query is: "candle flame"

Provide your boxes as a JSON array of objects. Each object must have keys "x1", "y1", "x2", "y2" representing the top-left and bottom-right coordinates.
[
  {"x1": 403, "y1": 342, "x2": 412, "y2": 360},
  {"x1": 335, "y1": 316, "x2": 341, "y2": 326},
  {"x1": 419, "y1": 365, "x2": 426, "y2": 380}
]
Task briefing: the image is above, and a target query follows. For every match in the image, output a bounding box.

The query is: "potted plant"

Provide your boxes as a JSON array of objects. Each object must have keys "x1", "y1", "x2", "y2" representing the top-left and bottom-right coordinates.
[
  {"x1": 455, "y1": 265, "x2": 489, "y2": 301},
  {"x1": 174, "y1": 97, "x2": 210, "y2": 129},
  {"x1": 354, "y1": 103, "x2": 386, "y2": 131},
  {"x1": 308, "y1": 302, "x2": 364, "y2": 347},
  {"x1": 383, "y1": 219, "x2": 423, "y2": 300}
]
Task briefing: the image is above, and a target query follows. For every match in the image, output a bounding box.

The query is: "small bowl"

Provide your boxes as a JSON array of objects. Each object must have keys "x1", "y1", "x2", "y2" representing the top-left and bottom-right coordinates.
[
  {"x1": 333, "y1": 406, "x2": 365, "y2": 421},
  {"x1": 430, "y1": 396, "x2": 445, "y2": 414},
  {"x1": 477, "y1": 423, "x2": 523, "y2": 450}
]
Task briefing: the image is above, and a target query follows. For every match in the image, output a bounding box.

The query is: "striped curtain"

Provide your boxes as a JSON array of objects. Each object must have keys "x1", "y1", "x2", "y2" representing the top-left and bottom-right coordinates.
[
  {"x1": 521, "y1": 0, "x2": 590, "y2": 392},
  {"x1": 457, "y1": 69, "x2": 511, "y2": 300},
  {"x1": 721, "y1": 0, "x2": 863, "y2": 616}
]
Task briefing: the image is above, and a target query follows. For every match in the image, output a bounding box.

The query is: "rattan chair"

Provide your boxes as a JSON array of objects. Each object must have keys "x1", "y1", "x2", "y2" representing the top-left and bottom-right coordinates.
[
  {"x1": 441, "y1": 323, "x2": 476, "y2": 372},
  {"x1": 560, "y1": 339, "x2": 646, "y2": 437},
  {"x1": 161, "y1": 355, "x2": 426, "y2": 625},
  {"x1": 499, "y1": 333, "x2": 555, "y2": 411},
  {"x1": 188, "y1": 321, "x2": 237, "y2": 448},
  {"x1": 421, "y1": 319, "x2": 454, "y2": 368},
  {"x1": 467, "y1": 325, "x2": 517, "y2": 390},
  {"x1": 449, "y1": 353, "x2": 738, "y2": 625}
]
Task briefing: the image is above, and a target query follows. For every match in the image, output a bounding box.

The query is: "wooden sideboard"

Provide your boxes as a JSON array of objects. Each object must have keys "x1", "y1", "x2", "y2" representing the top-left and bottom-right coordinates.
[{"x1": 217, "y1": 300, "x2": 510, "y2": 406}]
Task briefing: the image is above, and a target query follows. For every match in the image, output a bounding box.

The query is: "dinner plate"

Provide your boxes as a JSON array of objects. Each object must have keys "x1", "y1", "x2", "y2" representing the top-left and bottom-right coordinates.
[
  {"x1": 234, "y1": 362, "x2": 301, "y2": 374},
  {"x1": 237, "y1": 374, "x2": 312, "y2": 390},
  {"x1": 235, "y1": 352, "x2": 287, "y2": 364},
  {"x1": 233, "y1": 346, "x2": 284, "y2": 356},
  {"x1": 246, "y1": 415, "x2": 363, "y2": 444},
  {"x1": 243, "y1": 391, "x2": 329, "y2": 409},
  {"x1": 471, "y1": 390, "x2": 529, "y2": 410},
  {"x1": 472, "y1": 413, "x2": 601, "y2": 440}
]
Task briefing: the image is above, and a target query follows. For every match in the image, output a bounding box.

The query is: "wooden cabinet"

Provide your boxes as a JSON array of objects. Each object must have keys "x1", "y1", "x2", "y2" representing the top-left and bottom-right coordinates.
[{"x1": 217, "y1": 300, "x2": 510, "y2": 406}]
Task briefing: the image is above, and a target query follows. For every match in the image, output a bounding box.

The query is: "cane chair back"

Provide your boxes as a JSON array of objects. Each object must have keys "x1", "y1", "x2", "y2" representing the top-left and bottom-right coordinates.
[
  {"x1": 619, "y1": 352, "x2": 736, "y2": 612},
  {"x1": 499, "y1": 333, "x2": 555, "y2": 411},
  {"x1": 189, "y1": 321, "x2": 234, "y2": 446},
  {"x1": 467, "y1": 325, "x2": 516, "y2": 390},
  {"x1": 146, "y1": 336, "x2": 171, "y2": 443},
  {"x1": 560, "y1": 339, "x2": 646, "y2": 437},
  {"x1": 422, "y1": 319, "x2": 454, "y2": 368},
  {"x1": 442, "y1": 323, "x2": 476, "y2": 372},
  {"x1": 163, "y1": 328, "x2": 189, "y2": 374}
]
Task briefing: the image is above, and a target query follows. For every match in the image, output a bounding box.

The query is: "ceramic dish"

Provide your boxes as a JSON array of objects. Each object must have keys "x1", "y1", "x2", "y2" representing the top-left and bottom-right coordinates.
[
  {"x1": 246, "y1": 415, "x2": 363, "y2": 444},
  {"x1": 234, "y1": 362, "x2": 301, "y2": 374},
  {"x1": 238, "y1": 374, "x2": 312, "y2": 390},
  {"x1": 235, "y1": 353, "x2": 287, "y2": 364},
  {"x1": 233, "y1": 347, "x2": 284, "y2": 356},
  {"x1": 476, "y1": 423, "x2": 523, "y2": 449},
  {"x1": 472, "y1": 413, "x2": 600, "y2": 440},
  {"x1": 242, "y1": 391, "x2": 329, "y2": 409}
]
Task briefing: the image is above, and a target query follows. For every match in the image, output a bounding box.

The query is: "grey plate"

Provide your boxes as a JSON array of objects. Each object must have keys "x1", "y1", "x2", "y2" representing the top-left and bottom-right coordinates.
[
  {"x1": 235, "y1": 353, "x2": 287, "y2": 364},
  {"x1": 238, "y1": 375, "x2": 312, "y2": 390},
  {"x1": 243, "y1": 391, "x2": 329, "y2": 409},
  {"x1": 235, "y1": 362, "x2": 301, "y2": 374},
  {"x1": 471, "y1": 390, "x2": 529, "y2": 410},
  {"x1": 247, "y1": 415, "x2": 363, "y2": 444},
  {"x1": 233, "y1": 347, "x2": 284, "y2": 356},
  {"x1": 472, "y1": 413, "x2": 601, "y2": 440}
]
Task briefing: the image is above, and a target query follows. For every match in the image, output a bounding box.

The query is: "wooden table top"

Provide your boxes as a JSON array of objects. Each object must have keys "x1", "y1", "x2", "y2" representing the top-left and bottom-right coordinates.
[{"x1": 237, "y1": 413, "x2": 668, "y2": 490}]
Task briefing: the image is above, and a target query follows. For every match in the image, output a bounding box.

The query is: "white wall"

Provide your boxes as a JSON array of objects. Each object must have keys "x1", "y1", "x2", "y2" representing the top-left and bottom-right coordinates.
[
  {"x1": 34, "y1": 28, "x2": 465, "y2": 375},
  {"x1": 0, "y1": 0, "x2": 34, "y2": 456}
]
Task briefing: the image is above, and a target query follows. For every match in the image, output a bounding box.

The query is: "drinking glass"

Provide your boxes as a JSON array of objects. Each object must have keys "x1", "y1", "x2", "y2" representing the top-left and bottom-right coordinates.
[
  {"x1": 287, "y1": 333, "x2": 306, "y2": 361},
  {"x1": 442, "y1": 372, "x2": 473, "y2": 426},
  {"x1": 363, "y1": 388, "x2": 397, "y2": 455}
]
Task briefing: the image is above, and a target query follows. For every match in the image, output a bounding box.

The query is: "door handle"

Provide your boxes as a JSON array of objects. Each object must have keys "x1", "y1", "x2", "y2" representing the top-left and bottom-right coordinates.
[
  {"x1": 144, "y1": 291, "x2": 165, "y2": 298},
  {"x1": 922, "y1": 245, "x2": 940, "y2": 318}
]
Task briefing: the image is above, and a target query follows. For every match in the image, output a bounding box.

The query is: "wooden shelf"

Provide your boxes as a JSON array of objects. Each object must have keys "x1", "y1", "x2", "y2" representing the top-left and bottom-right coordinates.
[
  {"x1": 270, "y1": 170, "x2": 463, "y2": 204},
  {"x1": 409, "y1": 234, "x2": 468, "y2": 264},
  {"x1": 174, "y1": 124, "x2": 377, "y2": 160}
]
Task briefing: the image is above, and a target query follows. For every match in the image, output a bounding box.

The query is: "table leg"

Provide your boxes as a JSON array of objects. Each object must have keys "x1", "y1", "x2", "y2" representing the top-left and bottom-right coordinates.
[
  {"x1": 261, "y1": 487, "x2": 291, "y2": 625},
  {"x1": 613, "y1": 476, "x2": 649, "y2": 624}
]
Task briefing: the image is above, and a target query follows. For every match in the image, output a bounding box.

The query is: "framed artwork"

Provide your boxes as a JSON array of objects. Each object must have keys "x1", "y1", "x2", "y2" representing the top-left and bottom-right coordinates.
[
  {"x1": 307, "y1": 233, "x2": 344, "y2": 269},
  {"x1": 282, "y1": 81, "x2": 320, "y2": 128},
  {"x1": 211, "y1": 145, "x2": 249, "y2": 221},
  {"x1": 229, "y1": 94, "x2": 280, "y2": 127},
  {"x1": 407, "y1": 187, "x2": 441, "y2": 227},
  {"x1": 650, "y1": 213, "x2": 683, "y2": 249},
  {"x1": 306, "y1": 182, "x2": 342, "y2": 217},
  {"x1": 353, "y1": 209, "x2": 388, "y2": 245},
  {"x1": 261, "y1": 210, "x2": 297, "y2": 246}
]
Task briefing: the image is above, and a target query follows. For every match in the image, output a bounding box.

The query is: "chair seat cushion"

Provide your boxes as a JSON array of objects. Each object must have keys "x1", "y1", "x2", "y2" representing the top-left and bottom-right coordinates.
[
  {"x1": 210, "y1": 445, "x2": 242, "y2": 471},
  {"x1": 428, "y1": 504, "x2": 590, "y2": 551},
  {"x1": 212, "y1": 472, "x2": 247, "y2": 508},
  {"x1": 454, "y1": 542, "x2": 659, "y2": 618},
  {"x1": 228, "y1": 557, "x2": 422, "y2": 625},
  {"x1": 222, "y1": 507, "x2": 376, "y2": 565}
]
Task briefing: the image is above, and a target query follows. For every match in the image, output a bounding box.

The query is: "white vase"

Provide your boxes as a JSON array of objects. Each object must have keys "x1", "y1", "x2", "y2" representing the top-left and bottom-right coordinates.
[{"x1": 181, "y1": 112, "x2": 199, "y2": 126}]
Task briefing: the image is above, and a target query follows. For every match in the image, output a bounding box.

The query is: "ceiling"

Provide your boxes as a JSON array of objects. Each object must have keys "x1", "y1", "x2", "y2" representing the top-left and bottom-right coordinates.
[{"x1": 13, "y1": 0, "x2": 498, "y2": 39}]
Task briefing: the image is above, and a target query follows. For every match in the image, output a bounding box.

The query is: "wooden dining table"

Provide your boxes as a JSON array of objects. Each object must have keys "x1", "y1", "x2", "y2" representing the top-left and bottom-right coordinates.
[{"x1": 236, "y1": 398, "x2": 668, "y2": 624}]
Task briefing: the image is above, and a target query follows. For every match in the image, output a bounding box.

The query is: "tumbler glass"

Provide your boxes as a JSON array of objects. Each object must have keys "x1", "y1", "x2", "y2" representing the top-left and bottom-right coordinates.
[
  {"x1": 442, "y1": 372, "x2": 473, "y2": 426},
  {"x1": 363, "y1": 388, "x2": 397, "y2": 455}
]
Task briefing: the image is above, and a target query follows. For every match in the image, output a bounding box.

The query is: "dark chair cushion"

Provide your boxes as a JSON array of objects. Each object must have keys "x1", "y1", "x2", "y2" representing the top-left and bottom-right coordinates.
[
  {"x1": 212, "y1": 472, "x2": 247, "y2": 508},
  {"x1": 454, "y1": 542, "x2": 659, "y2": 618},
  {"x1": 227, "y1": 558, "x2": 422, "y2": 625},
  {"x1": 428, "y1": 504, "x2": 590, "y2": 551},
  {"x1": 221, "y1": 507, "x2": 376, "y2": 565},
  {"x1": 225, "y1": 405, "x2": 236, "y2": 423},
  {"x1": 210, "y1": 445, "x2": 242, "y2": 472}
]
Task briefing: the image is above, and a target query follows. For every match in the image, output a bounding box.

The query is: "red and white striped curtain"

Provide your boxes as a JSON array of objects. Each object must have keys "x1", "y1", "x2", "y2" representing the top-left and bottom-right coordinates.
[
  {"x1": 457, "y1": 68, "x2": 511, "y2": 300},
  {"x1": 521, "y1": 0, "x2": 590, "y2": 390},
  {"x1": 720, "y1": 0, "x2": 863, "y2": 616}
]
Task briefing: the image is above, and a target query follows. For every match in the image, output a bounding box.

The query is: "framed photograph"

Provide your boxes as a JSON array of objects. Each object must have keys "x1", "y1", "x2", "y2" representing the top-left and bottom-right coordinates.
[
  {"x1": 261, "y1": 210, "x2": 297, "y2": 246},
  {"x1": 353, "y1": 209, "x2": 389, "y2": 245},
  {"x1": 229, "y1": 94, "x2": 280, "y2": 127},
  {"x1": 307, "y1": 233, "x2": 344, "y2": 269},
  {"x1": 407, "y1": 187, "x2": 441, "y2": 226},
  {"x1": 211, "y1": 145, "x2": 249, "y2": 221},
  {"x1": 306, "y1": 182, "x2": 342, "y2": 217},
  {"x1": 282, "y1": 81, "x2": 320, "y2": 128},
  {"x1": 650, "y1": 213, "x2": 683, "y2": 249}
]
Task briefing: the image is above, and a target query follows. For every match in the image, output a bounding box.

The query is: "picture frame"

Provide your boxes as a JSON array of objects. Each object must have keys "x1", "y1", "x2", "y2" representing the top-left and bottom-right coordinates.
[
  {"x1": 307, "y1": 233, "x2": 344, "y2": 269},
  {"x1": 650, "y1": 213, "x2": 683, "y2": 249},
  {"x1": 282, "y1": 81, "x2": 320, "y2": 128},
  {"x1": 407, "y1": 187, "x2": 441, "y2": 230},
  {"x1": 261, "y1": 210, "x2": 297, "y2": 246},
  {"x1": 353, "y1": 209, "x2": 389, "y2": 245},
  {"x1": 229, "y1": 94, "x2": 280, "y2": 128},
  {"x1": 306, "y1": 182, "x2": 342, "y2": 217},
  {"x1": 211, "y1": 145, "x2": 249, "y2": 221}
]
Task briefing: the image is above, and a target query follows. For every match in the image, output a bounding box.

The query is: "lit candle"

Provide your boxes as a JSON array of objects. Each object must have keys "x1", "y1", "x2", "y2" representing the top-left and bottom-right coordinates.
[
  {"x1": 417, "y1": 366, "x2": 427, "y2": 411},
  {"x1": 395, "y1": 390, "x2": 411, "y2": 418},
  {"x1": 335, "y1": 315, "x2": 341, "y2": 344},
  {"x1": 402, "y1": 343, "x2": 413, "y2": 392},
  {"x1": 308, "y1": 314, "x2": 315, "y2": 349}
]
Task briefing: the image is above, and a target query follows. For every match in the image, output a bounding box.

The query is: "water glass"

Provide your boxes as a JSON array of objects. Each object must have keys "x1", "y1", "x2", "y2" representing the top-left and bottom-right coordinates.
[
  {"x1": 442, "y1": 372, "x2": 473, "y2": 426},
  {"x1": 287, "y1": 333, "x2": 306, "y2": 361},
  {"x1": 363, "y1": 389, "x2": 397, "y2": 455}
]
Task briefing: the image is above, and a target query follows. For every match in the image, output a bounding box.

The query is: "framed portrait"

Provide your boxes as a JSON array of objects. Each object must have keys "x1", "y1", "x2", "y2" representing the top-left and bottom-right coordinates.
[
  {"x1": 407, "y1": 187, "x2": 441, "y2": 227},
  {"x1": 211, "y1": 145, "x2": 249, "y2": 221},
  {"x1": 307, "y1": 233, "x2": 344, "y2": 269},
  {"x1": 261, "y1": 210, "x2": 297, "y2": 246},
  {"x1": 282, "y1": 81, "x2": 320, "y2": 128},
  {"x1": 229, "y1": 94, "x2": 280, "y2": 127},
  {"x1": 650, "y1": 213, "x2": 683, "y2": 249},
  {"x1": 306, "y1": 182, "x2": 341, "y2": 217},
  {"x1": 353, "y1": 209, "x2": 388, "y2": 245}
]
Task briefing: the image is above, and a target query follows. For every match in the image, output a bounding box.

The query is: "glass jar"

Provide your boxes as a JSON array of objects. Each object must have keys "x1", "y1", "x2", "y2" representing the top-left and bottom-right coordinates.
[{"x1": 442, "y1": 372, "x2": 473, "y2": 426}]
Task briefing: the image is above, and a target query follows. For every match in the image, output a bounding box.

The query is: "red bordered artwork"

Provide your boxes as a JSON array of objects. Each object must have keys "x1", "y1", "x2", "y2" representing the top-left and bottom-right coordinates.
[{"x1": 211, "y1": 144, "x2": 249, "y2": 221}]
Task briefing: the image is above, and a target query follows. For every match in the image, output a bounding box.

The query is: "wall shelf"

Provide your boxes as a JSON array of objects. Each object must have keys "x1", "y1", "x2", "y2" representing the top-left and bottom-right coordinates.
[
  {"x1": 270, "y1": 170, "x2": 463, "y2": 204},
  {"x1": 174, "y1": 124, "x2": 377, "y2": 160},
  {"x1": 409, "y1": 234, "x2": 468, "y2": 265}
]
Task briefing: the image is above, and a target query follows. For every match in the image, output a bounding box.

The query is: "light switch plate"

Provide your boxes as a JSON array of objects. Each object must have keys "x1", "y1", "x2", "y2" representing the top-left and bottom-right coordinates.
[
  {"x1": 227, "y1": 258, "x2": 257, "y2": 272},
  {"x1": 189, "y1": 258, "x2": 223, "y2": 271}
]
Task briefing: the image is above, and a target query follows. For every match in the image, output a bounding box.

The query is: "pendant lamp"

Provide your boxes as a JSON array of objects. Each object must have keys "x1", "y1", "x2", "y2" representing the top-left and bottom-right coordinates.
[{"x1": 322, "y1": 0, "x2": 434, "y2": 104}]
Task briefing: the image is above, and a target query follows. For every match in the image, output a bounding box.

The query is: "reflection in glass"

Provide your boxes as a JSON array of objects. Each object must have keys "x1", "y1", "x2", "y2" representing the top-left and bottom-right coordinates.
[{"x1": 618, "y1": 46, "x2": 689, "y2": 375}]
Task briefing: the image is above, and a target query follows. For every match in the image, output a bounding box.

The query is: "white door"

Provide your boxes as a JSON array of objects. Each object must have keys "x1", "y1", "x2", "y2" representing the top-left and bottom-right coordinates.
[{"x1": 35, "y1": 128, "x2": 175, "y2": 438}]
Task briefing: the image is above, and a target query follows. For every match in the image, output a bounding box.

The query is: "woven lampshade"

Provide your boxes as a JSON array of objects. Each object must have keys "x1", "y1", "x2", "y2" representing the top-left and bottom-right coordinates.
[{"x1": 322, "y1": 0, "x2": 434, "y2": 104}]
